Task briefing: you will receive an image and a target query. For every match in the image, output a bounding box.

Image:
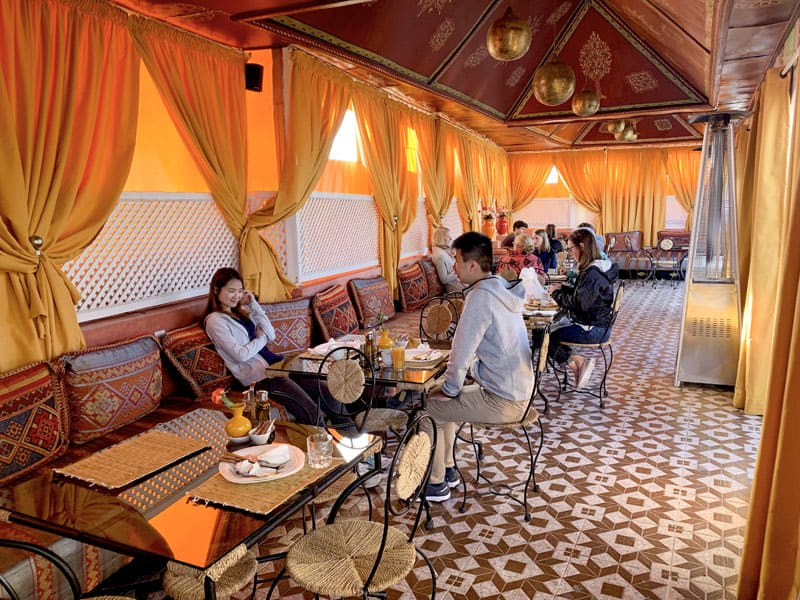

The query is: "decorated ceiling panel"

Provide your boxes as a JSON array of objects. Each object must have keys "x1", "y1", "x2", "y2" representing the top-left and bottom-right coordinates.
[{"x1": 576, "y1": 114, "x2": 702, "y2": 145}]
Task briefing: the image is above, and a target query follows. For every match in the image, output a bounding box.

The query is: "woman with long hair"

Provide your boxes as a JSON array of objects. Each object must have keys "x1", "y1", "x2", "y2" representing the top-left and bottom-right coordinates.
[
  {"x1": 533, "y1": 228, "x2": 557, "y2": 272},
  {"x1": 431, "y1": 226, "x2": 463, "y2": 293},
  {"x1": 549, "y1": 229, "x2": 617, "y2": 388}
]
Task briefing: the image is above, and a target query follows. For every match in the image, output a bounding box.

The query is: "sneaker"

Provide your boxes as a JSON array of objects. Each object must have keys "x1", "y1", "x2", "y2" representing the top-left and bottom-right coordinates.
[
  {"x1": 424, "y1": 480, "x2": 451, "y2": 502},
  {"x1": 444, "y1": 466, "x2": 460, "y2": 488},
  {"x1": 356, "y1": 460, "x2": 380, "y2": 489},
  {"x1": 576, "y1": 358, "x2": 596, "y2": 389}
]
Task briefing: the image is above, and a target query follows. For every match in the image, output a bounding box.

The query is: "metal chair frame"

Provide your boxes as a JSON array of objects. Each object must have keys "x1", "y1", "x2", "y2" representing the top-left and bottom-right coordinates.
[{"x1": 419, "y1": 295, "x2": 459, "y2": 347}]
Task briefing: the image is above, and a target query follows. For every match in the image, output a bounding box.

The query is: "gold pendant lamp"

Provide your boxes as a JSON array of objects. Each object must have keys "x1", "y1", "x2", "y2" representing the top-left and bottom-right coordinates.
[
  {"x1": 533, "y1": 57, "x2": 576, "y2": 106},
  {"x1": 571, "y1": 88, "x2": 600, "y2": 116},
  {"x1": 486, "y1": 7, "x2": 532, "y2": 62}
]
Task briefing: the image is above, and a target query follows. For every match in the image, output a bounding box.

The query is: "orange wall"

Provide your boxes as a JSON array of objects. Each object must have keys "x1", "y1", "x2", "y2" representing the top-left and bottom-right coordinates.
[{"x1": 124, "y1": 50, "x2": 278, "y2": 194}]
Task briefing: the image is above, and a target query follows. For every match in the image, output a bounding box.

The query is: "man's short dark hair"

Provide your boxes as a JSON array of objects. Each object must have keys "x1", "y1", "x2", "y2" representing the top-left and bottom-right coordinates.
[
  {"x1": 452, "y1": 231, "x2": 492, "y2": 273},
  {"x1": 577, "y1": 222, "x2": 594, "y2": 230},
  {"x1": 513, "y1": 220, "x2": 528, "y2": 230}
]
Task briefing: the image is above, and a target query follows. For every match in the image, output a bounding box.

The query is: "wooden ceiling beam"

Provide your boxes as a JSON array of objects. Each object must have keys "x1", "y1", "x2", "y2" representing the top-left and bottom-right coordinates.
[{"x1": 231, "y1": 0, "x2": 373, "y2": 22}]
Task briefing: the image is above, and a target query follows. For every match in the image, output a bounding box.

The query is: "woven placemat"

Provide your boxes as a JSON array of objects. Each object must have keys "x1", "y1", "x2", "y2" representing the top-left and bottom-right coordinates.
[
  {"x1": 188, "y1": 458, "x2": 344, "y2": 516},
  {"x1": 55, "y1": 430, "x2": 209, "y2": 490}
]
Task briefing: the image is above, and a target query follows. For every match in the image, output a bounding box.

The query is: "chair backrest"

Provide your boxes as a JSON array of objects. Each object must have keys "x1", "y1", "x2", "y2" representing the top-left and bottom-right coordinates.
[
  {"x1": 317, "y1": 347, "x2": 377, "y2": 433},
  {"x1": 445, "y1": 291, "x2": 464, "y2": 319},
  {"x1": 326, "y1": 413, "x2": 436, "y2": 592},
  {"x1": 419, "y1": 296, "x2": 459, "y2": 345},
  {"x1": 520, "y1": 331, "x2": 549, "y2": 422},
  {"x1": 607, "y1": 282, "x2": 625, "y2": 330}
]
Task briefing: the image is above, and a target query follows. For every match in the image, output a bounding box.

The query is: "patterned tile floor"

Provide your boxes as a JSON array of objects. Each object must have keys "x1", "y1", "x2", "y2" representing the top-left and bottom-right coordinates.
[{"x1": 236, "y1": 282, "x2": 762, "y2": 599}]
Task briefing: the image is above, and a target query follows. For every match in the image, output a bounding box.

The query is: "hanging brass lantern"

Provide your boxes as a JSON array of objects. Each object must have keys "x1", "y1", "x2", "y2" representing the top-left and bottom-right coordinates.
[
  {"x1": 614, "y1": 123, "x2": 637, "y2": 142},
  {"x1": 533, "y1": 58, "x2": 576, "y2": 106},
  {"x1": 486, "y1": 7, "x2": 532, "y2": 61},
  {"x1": 571, "y1": 88, "x2": 600, "y2": 117},
  {"x1": 606, "y1": 119, "x2": 626, "y2": 134}
]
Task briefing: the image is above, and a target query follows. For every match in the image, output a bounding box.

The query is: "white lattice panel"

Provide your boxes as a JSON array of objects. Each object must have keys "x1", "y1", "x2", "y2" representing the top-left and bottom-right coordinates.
[
  {"x1": 665, "y1": 195, "x2": 689, "y2": 229},
  {"x1": 65, "y1": 193, "x2": 238, "y2": 322},
  {"x1": 400, "y1": 197, "x2": 429, "y2": 258},
  {"x1": 296, "y1": 193, "x2": 379, "y2": 280},
  {"x1": 441, "y1": 200, "x2": 463, "y2": 237}
]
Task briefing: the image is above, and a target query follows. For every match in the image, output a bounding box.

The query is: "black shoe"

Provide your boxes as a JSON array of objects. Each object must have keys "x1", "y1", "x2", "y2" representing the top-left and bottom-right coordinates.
[
  {"x1": 444, "y1": 467, "x2": 460, "y2": 488},
  {"x1": 424, "y1": 480, "x2": 451, "y2": 502}
]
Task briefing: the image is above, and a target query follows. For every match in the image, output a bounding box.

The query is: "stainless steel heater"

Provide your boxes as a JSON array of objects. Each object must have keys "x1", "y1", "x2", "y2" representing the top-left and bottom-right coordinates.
[{"x1": 675, "y1": 113, "x2": 743, "y2": 386}]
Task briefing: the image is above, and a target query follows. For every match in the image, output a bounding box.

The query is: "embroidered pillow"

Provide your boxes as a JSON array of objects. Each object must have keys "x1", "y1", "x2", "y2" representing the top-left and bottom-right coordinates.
[
  {"x1": 312, "y1": 285, "x2": 360, "y2": 340},
  {"x1": 347, "y1": 277, "x2": 395, "y2": 329},
  {"x1": 397, "y1": 263, "x2": 429, "y2": 311},
  {"x1": 260, "y1": 298, "x2": 313, "y2": 357},
  {"x1": 0, "y1": 361, "x2": 69, "y2": 484},
  {"x1": 162, "y1": 324, "x2": 233, "y2": 400},
  {"x1": 62, "y1": 336, "x2": 162, "y2": 444},
  {"x1": 418, "y1": 259, "x2": 445, "y2": 297}
]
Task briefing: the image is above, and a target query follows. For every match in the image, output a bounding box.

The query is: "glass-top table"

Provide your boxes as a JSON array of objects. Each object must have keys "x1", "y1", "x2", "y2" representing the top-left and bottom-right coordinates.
[{"x1": 1, "y1": 409, "x2": 378, "y2": 597}]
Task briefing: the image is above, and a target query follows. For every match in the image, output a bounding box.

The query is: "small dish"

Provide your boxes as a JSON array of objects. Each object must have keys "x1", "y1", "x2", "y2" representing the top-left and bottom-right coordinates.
[
  {"x1": 227, "y1": 434, "x2": 250, "y2": 445},
  {"x1": 249, "y1": 427, "x2": 275, "y2": 445}
]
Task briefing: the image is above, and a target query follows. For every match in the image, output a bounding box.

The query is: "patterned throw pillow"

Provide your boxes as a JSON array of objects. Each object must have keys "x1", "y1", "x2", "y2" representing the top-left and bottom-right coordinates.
[
  {"x1": 397, "y1": 263, "x2": 429, "y2": 311},
  {"x1": 0, "y1": 361, "x2": 69, "y2": 484},
  {"x1": 162, "y1": 325, "x2": 233, "y2": 400},
  {"x1": 260, "y1": 298, "x2": 313, "y2": 356},
  {"x1": 312, "y1": 285, "x2": 360, "y2": 340},
  {"x1": 347, "y1": 277, "x2": 395, "y2": 329},
  {"x1": 418, "y1": 259, "x2": 445, "y2": 297},
  {"x1": 62, "y1": 336, "x2": 162, "y2": 444}
]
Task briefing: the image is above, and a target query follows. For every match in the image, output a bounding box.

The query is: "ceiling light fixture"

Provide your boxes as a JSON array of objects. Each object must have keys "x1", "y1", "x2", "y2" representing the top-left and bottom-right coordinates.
[
  {"x1": 533, "y1": 56, "x2": 576, "y2": 106},
  {"x1": 571, "y1": 88, "x2": 600, "y2": 117},
  {"x1": 486, "y1": 6, "x2": 532, "y2": 61}
]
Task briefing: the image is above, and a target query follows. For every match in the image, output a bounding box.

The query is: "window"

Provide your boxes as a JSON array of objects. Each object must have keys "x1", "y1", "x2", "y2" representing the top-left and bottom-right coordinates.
[
  {"x1": 328, "y1": 109, "x2": 359, "y2": 162},
  {"x1": 545, "y1": 165, "x2": 560, "y2": 184}
]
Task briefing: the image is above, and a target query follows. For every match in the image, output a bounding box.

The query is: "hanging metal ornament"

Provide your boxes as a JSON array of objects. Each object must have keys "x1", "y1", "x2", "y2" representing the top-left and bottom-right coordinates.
[
  {"x1": 571, "y1": 88, "x2": 601, "y2": 117},
  {"x1": 486, "y1": 7, "x2": 532, "y2": 61},
  {"x1": 533, "y1": 57, "x2": 576, "y2": 106},
  {"x1": 614, "y1": 123, "x2": 637, "y2": 141}
]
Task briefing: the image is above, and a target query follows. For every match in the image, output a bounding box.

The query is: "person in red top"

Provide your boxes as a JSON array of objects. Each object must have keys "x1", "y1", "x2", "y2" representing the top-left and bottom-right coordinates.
[{"x1": 496, "y1": 233, "x2": 544, "y2": 279}]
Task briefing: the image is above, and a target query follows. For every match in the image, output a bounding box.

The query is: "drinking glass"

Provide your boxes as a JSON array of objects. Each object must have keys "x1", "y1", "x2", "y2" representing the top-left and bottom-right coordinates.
[
  {"x1": 306, "y1": 433, "x2": 333, "y2": 469},
  {"x1": 392, "y1": 345, "x2": 406, "y2": 370}
]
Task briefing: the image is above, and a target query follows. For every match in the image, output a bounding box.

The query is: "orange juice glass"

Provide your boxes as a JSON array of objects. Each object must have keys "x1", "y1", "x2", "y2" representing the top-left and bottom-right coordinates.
[{"x1": 391, "y1": 345, "x2": 406, "y2": 370}]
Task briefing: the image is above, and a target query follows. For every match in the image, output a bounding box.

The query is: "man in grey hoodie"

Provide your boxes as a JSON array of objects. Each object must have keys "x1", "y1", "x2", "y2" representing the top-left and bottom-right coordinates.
[{"x1": 423, "y1": 232, "x2": 534, "y2": 502}]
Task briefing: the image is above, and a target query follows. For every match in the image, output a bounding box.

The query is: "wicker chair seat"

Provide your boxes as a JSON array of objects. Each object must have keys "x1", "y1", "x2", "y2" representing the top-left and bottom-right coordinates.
[
  {"x1": 163, "y1": 547, "x2": 257, "y2": 600},
  {"x1": 472, "y1": 408, "x2": 540, "y2": 430},
  {"x1": 356, "y1": 408, "x2": 407, "y2": 432},
  {"x1": 286, "y1": 518, "x2": 415, "y2": 596}
]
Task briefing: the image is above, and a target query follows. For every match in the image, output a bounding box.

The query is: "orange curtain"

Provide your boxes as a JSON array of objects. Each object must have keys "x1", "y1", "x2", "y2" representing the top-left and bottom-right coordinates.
[
  {"x1": 737, "y1": 66, "x2": 800, "y2": 599},
  {"x1": 352, "y1": 85, "x2": 417, "y2": 295},
  {"x1": 454, "y1": 133, "x2": 483, "y2": 232},
  {"x1": 733, "y1": 69, "x2": 791, "y2": 416},
  {"x1": 509, "y1": 153, "x2": 555, "y2": 214},
  {"x1": 554, "y1": 149, "x2": 606, "y2": 218},
  {"x1": 0, "y1": 0, "x2": 139, "y2": 371},
  {"x1": 664, "y1": 147, "x2": 702, "y2": 230},
  {"x1": 602, "y1": 148, "x2": 667, "y2": 245},
  {"x1": 413, "y1": 115, "x2": 456, "y2": 227}
]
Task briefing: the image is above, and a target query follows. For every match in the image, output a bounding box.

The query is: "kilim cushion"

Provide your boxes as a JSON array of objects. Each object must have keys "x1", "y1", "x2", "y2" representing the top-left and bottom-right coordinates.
[
  {"x1": 260, "y1": 298, "x2": 313, "y2": 356},
  {"x1": 162, "y1": 324, "x2": 233, "y2": 400},
  {"x1": 62, "y1": 336, "x2": 162, "y2": 444},
  {"x1": 397, "y1": 263, "x2": 429, "y2": 312},
  {"x1": 347, "y1": 277, "x2": 395, "y2": 329},
  {"x1": 0, "y1": 361, "x2": 69, "y2": 484},
  {"x1": 312, "y1": 285, "x2": 360, "y2": 340},
  {"x1": 418, "y1": 259, "x2": 445, "y2": 297}
]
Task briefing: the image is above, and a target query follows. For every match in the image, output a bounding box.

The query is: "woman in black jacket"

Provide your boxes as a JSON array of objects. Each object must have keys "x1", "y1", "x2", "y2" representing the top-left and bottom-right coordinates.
[{"x1": 549, "y1": 229, "x2": 616, "y2": 388}]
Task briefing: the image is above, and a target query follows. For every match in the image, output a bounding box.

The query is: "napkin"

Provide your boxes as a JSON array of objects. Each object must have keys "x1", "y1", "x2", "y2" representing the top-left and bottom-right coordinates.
[
  {"x1": 258, "y1": 444, "x2": 291, "y2": 467},
  {"x1": 234, "y1": 461, "x2": 275, "y2": 477},
  {"x1": 308, "y1": 339, "x2": 361, "y2": 357}
]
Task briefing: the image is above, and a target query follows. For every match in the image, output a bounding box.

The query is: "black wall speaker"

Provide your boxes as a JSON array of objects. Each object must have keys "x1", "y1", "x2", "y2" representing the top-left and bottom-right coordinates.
[{"x1": 245, "y1": 63, "x2": 263, "y2": 92}]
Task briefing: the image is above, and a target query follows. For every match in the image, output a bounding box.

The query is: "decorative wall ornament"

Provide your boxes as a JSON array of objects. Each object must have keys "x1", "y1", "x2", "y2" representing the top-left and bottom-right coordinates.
[
  {"x1": 579, "y1": 31, "x2": 612, "y2": 98},
  {"x1": 506, "y1": 65, "x2": 527, "y2": 87},
  {"x1": 654, "y1": 118, "x2": 673, "y2": 131},
  {"x1": 417, "y1": 0, "x2": 454, "y2": 16},
  {"x1": 464, "y1": 45, "x2": 489, "y2": 68},
  {"x1": 429, "y1": 18, "x2": 455, "y2": 51},
  {"x1": 626, "y1": 70, "x2": 659, "y2": 94},
  {"x1": 486, "y1": 7, "x2": 532, "y2": 61},
  {"x1": 547, "y1": 1, "x2": 573, "y2": 25}
]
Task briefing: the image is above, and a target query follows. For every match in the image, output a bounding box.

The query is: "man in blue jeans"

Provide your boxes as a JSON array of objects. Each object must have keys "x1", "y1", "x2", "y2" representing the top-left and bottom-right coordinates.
[{"x1": 423, "y1": 232, "x2": 534, "y2": 502}]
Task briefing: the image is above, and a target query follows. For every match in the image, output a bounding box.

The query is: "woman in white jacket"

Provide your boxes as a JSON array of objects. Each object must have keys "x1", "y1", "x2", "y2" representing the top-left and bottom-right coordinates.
[
  {"x1": 431, "y1": 227, "x2": 463, "y2": 294},
  {"x1": 204, "y1": 268, "x2": 354, "y2": 429}
]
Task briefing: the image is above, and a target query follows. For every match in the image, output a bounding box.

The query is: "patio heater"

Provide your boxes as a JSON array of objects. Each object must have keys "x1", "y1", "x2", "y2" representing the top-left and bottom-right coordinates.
[{"x1": 674, "y1": 113, "x2": 743, "y2": 387}]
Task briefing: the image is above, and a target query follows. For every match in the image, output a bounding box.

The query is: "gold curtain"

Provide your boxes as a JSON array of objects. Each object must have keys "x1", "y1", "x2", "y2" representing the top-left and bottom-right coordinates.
[
  {"x1": 0, "y1": 0, "x2": 139, "y2": 371},
  {"x1": 245, "y1": 51, "x2": 353, "y2": 299},
  {"x1": 554, "y1": 149, "x2": 607, "y2": 218},
  {"x1": 737, "y1": 66, "x2": 800, "y2": 599},
  {"x1": 486, "y1": 144, "x2": 511, "y2": 211},
  {"x1": 352, "y1": 85, "x2": 416, "y2": 295},
  {"x1": 602, "y1": 148, "x2": 667, "y2": 245},
  {"x1": 454, "y1": 133, "x2": 483, "y2": 232},
  {"x1": 664, "y1": 147, "x2": 701, "y2": 230},
  {"x1": 413, "y1": 115, "x2": 456, "y2": 227},
  {"x1": 509, "y1": 153, "x2": 554, "y2": 214},
  {"x1": 733, "y1": 69, "x2": 791, "y2": 416}
]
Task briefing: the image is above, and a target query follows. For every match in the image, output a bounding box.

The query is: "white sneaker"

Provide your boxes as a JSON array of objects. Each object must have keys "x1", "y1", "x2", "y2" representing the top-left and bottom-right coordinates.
[{"x1": 576, "y1": 358, "x2": 596, "y2": 389}]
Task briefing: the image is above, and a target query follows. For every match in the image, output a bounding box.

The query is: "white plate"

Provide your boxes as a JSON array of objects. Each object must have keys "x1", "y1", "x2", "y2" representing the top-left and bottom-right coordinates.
[
  {"x1": 218, "y1": 443, "x2": 305, "y2": 484},
  {"x1": 404, "y1": 349, "x2": 449, "y2": 369}
]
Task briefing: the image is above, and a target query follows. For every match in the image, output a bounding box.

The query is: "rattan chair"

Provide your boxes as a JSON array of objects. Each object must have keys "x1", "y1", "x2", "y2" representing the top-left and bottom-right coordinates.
[
  {"x1": 451, "y1": 332, "x2": 548, "y2": 522},
  {"x1": 419, "y1": 295, "x2": 459, "y2": 348},
  {"x1": 552, "y1": 282, "x2": 625, "y2": 408},
  {"x1": 264, "y1": 414, "x2": 438, "y2": 599},
  {"x1": 162, "y1": 544, "x2": 257, "y2": 600}
]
